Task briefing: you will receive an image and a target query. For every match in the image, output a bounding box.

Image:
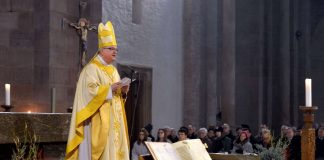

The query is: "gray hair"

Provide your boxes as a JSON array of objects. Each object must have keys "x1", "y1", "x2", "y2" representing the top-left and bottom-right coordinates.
[{"x1": 199, "y1": 128, "x2": 207, "y2": 133}]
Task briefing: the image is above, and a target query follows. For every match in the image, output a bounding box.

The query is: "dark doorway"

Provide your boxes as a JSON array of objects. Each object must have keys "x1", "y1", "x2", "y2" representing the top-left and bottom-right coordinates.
[{"x1": 117, "y1": 64, "x2": 153, "y2": 145}]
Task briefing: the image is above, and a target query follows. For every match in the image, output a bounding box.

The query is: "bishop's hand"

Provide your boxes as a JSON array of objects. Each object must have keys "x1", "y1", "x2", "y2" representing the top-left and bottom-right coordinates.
[
  {"x1": 121, "y1": 85, "x2": 130, "y2": 94},
  {"x1": 111, "y1": 82, "x2": 121, "y2": 94}
]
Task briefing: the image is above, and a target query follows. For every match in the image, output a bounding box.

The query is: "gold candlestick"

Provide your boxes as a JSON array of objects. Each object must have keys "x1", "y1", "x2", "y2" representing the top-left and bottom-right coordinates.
[{"x1": 299, "y1": 106, "x2": 318, "y2": 160}]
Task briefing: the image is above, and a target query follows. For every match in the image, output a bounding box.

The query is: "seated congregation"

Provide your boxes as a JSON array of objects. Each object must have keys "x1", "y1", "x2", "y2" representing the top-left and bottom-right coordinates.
[{"x1": 131, "y1": 123, "x2": 324, "y2": 160}]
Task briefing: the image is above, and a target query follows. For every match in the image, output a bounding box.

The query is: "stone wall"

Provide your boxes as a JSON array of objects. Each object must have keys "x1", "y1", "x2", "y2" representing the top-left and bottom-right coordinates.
[
  {"x1": 48, "y1": 0, "x2": 101, "y2": 113},
  {"x1": 0, "y1": 0, "x2": 37, "y2": 112},
  {"x1": 0, "y1": 0, "x2": 101, "y2": 113}
]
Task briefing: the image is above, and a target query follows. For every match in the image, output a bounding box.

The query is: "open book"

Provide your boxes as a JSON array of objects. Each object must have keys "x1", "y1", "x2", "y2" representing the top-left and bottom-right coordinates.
[{"x1": 145, "y1": 139, "x2": 212, "y2": 160}]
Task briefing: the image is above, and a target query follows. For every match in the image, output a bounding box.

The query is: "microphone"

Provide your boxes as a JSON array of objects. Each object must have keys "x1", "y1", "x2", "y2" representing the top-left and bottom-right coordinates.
[{"x1": 116, "y1": 60, "x2": 138, "y2": 74}]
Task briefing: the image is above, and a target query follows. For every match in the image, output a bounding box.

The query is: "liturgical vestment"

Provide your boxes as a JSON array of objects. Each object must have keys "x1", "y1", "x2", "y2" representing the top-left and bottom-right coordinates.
[{"x1": 66, "y1": 56, "x2": 130, "y2": 160}]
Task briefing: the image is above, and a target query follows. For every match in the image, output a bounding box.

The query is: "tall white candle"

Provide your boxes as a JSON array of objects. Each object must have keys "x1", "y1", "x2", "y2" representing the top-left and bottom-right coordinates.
[
  {"x1": 5, "y1": 84, "x2": 10, "y2": 106},
  {"x1": 305, "y1": 78, "x2": 312, "y2": 107}
]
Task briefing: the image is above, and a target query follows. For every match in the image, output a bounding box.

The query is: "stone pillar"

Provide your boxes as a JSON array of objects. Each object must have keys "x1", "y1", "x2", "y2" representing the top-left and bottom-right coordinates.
[
  {"x1": 268, "y1": 0, "x2": 293, "y2": 131},
  {"x1": 205, "y1": 0, "x2": 219, "y2": 126},
  {"x1": 219, "y1": 0, "x2": 236, "y2": 126},
  {"x1": 278, "y1": 0, "x2": 292, "y2": 125},
  {"x1": 183, "y1": 0, "x2": 207, "y2": 127},
  {"x1": 234, "y1": 0, "x2": 265, "y2": 132}
]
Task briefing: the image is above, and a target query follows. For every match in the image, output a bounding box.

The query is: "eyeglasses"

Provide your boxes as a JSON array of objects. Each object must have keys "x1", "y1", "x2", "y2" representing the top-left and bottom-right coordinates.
[
  {"x1": 103, "y1": 47, "x2": 119, "y2": 52},
  {"x1": 158, "y1": 132, "x2": 164, "y2": 134}
]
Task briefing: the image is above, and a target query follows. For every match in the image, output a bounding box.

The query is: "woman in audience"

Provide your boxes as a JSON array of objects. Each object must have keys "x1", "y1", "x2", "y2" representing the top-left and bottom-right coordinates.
[
  {"x1": 232, "y1": 131, "x2": 254, "y2": 154},
  {"x1": 261, "y1": 129, "x2": 273, "y2": 149},
  {"x1": 131, "y1": 128, "x2": 149, "y2": 160},
  {"x1": 156, "y1": 128, "x2": 171, "y2": 143}
]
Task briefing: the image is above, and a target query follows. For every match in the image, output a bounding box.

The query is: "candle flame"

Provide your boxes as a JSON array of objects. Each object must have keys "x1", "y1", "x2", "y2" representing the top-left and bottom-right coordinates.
[{"x1": 27, "y1": 110, "x2": 31, "y2": 113}]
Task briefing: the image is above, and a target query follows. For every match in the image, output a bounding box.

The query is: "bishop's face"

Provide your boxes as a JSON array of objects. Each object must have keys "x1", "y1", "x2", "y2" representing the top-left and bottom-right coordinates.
[{"x1": 100, "y1": 46, "x2": 118, "y2": 64}]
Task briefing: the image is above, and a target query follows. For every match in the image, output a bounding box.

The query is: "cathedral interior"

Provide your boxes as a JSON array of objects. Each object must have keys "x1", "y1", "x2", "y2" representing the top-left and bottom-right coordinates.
[{"x1": 0, "y1": 0, "x2": 324, "y2": 159}]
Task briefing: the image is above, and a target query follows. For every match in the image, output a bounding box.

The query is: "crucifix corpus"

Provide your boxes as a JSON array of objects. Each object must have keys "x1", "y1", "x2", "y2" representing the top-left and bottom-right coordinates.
[{"x1": 69, "y1": 18, "x2": 97, "y2": 67}]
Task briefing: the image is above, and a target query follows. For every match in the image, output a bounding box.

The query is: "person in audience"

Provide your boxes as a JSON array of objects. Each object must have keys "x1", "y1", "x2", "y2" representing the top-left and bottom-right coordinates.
[
  {"x1": 188, "y1": 124, "x2": 198, "y2": 139},
  {"x1": 212, "y1": 127, "x2": 232, "y2": 153},
  {"x1": 260, "y1": 129, "x2": 272, "y2": 149},
  {"x1": 223, "y1": 123, "x2": 236, "y2": 142},
  {"x1": 241, "y1": 124, "x2": 258, "y2": 149},
  {"x1": 273, "y1": 125, "x2": 289, "y2": 149},
  {"x1": 169, "y1": 128, "x2": 179, "y2": 143},
  {"x1": 316, "y1": 127, "x2": 324, "y2": 159},
  {"x1": 131, "y1": 129, "x2": 149, "y2": 160},
  {"x1": 235, "y1": 127, "x2": 242, "y2": 138},
  {"x1": 207, "y1": 128, "x2": 216, "y2": 140},
  {"x1": 144, "y1": 124, "x2": 155, "y2": 142},
  {"x1": 286, "y1": 126, "x2": 301, "y2": 160},
  {"x1": 156, "y1": 128, "x2": 171, "y2": 143},
  {"x1": 198, "y1": 128, "x2": 213, "y2": 152},
  {"x1": 255, "y1": 124, "x2": 268, "y2": 143},
  {"x1": 285, "y1": 127, "x2": 295, "y2": 142},
  {"x1": 276, "y1": 125, "x2": 289, "y2": 143},
  {"x1": 232, "y1": 131, "x2": 254, "y2": 154},
  {"x1": 164, "y1": 126, "x2": 172, "y2": 140},
  {"x1": 178, "y1": 127, "x2": 189, "y2": 141}
]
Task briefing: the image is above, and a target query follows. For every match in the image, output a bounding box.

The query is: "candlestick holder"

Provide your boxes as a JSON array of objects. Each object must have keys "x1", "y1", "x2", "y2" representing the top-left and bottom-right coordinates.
[
  {"x1": 1, "y1": 105, "x2": 14, "y2": 112},
  {"x1": 299, "y1": 106, "x2": 318, "y2": 160}
]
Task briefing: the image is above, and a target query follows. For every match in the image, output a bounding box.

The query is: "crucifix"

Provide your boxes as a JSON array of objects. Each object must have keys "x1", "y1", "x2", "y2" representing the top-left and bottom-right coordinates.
[
  {"x1": 70, "y1": 18, "x2": 97, "y2": 67},
  {"x1": 62, "y1": 1, "x2": 97, "y2": 68}
]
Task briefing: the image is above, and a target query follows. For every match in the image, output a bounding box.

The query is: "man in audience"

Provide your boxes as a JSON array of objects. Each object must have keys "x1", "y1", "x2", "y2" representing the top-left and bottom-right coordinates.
[
  {"x1": 169, "y1": 128, "x2": 179, "y2": 143},
  {"x1": 188, "y1": 124, "x2": 198, "y2": 139},
  {"x1": 198, "y1": 128, "x2": 213, "y2": 152},
  {"x1": 223, "y1": 123, "x2": 235, "y2": 142},
  {"x1": 178, "y1": 127, "x2": 189, "y2": 141},
  {"x1": 164, "y1": 126, "x2": 172, "y2": 142},
  {"x1": 207, "y1": 128, "x2": 216, "y2": 140},
  {"x1": 286, "y1": 127, "x2": 295, "y2": 142},
  {"x1": 316, "y1": 127, "x2": 324, "y2": 159},
  {"x1": 212, "y1": 127, "x2": 232, "y2": 153},
  {"x1": 144, "y1": 124, "x2": 155, "y2": 142},
  {"x1": 286, "y1": 126, "x2": 301, "y2": 160}
]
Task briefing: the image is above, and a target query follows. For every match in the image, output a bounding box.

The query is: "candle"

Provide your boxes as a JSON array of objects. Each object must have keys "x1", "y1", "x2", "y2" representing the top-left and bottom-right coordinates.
[
  {"x1": 5, "y1": 84, "x2": 10, "y2": 106},
  {"x1": 305, "y1": 78, "x2": 312, "y2": 107}
]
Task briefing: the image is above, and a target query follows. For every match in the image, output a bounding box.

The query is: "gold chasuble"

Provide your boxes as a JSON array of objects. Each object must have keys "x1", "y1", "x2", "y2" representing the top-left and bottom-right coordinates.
[{"x1": 66, "y1": 57, "x2": 130, "y2": 160}]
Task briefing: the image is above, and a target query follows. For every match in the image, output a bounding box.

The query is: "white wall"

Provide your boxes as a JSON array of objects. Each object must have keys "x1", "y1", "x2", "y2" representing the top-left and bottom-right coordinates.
[{"x1": 102, "y1": 0, "x2": 184, "y2": 133}]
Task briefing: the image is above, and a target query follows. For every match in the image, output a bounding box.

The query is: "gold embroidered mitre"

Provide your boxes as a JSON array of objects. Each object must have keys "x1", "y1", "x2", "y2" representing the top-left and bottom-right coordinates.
[{"x1": 98, "y1": 21, "x2": 117, "y2": 48}]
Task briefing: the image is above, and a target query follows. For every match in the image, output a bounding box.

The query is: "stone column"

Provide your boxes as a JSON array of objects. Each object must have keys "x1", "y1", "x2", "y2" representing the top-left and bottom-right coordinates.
[
  {"x1": 269, "y1": 0, "x2": 293, "y2": 131},
  {"x1": 278, "y1": 0, "x2": 292, "y2": 125},
  {"x1": 183, "y1": 0, "x2": 207, "y2": 127},
  {"x1": 205, "y1": 0, "x2": 219, "y2": 126},
  {"x1": 219, "y1": 0, "x2": 236, "y2": 126}
]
